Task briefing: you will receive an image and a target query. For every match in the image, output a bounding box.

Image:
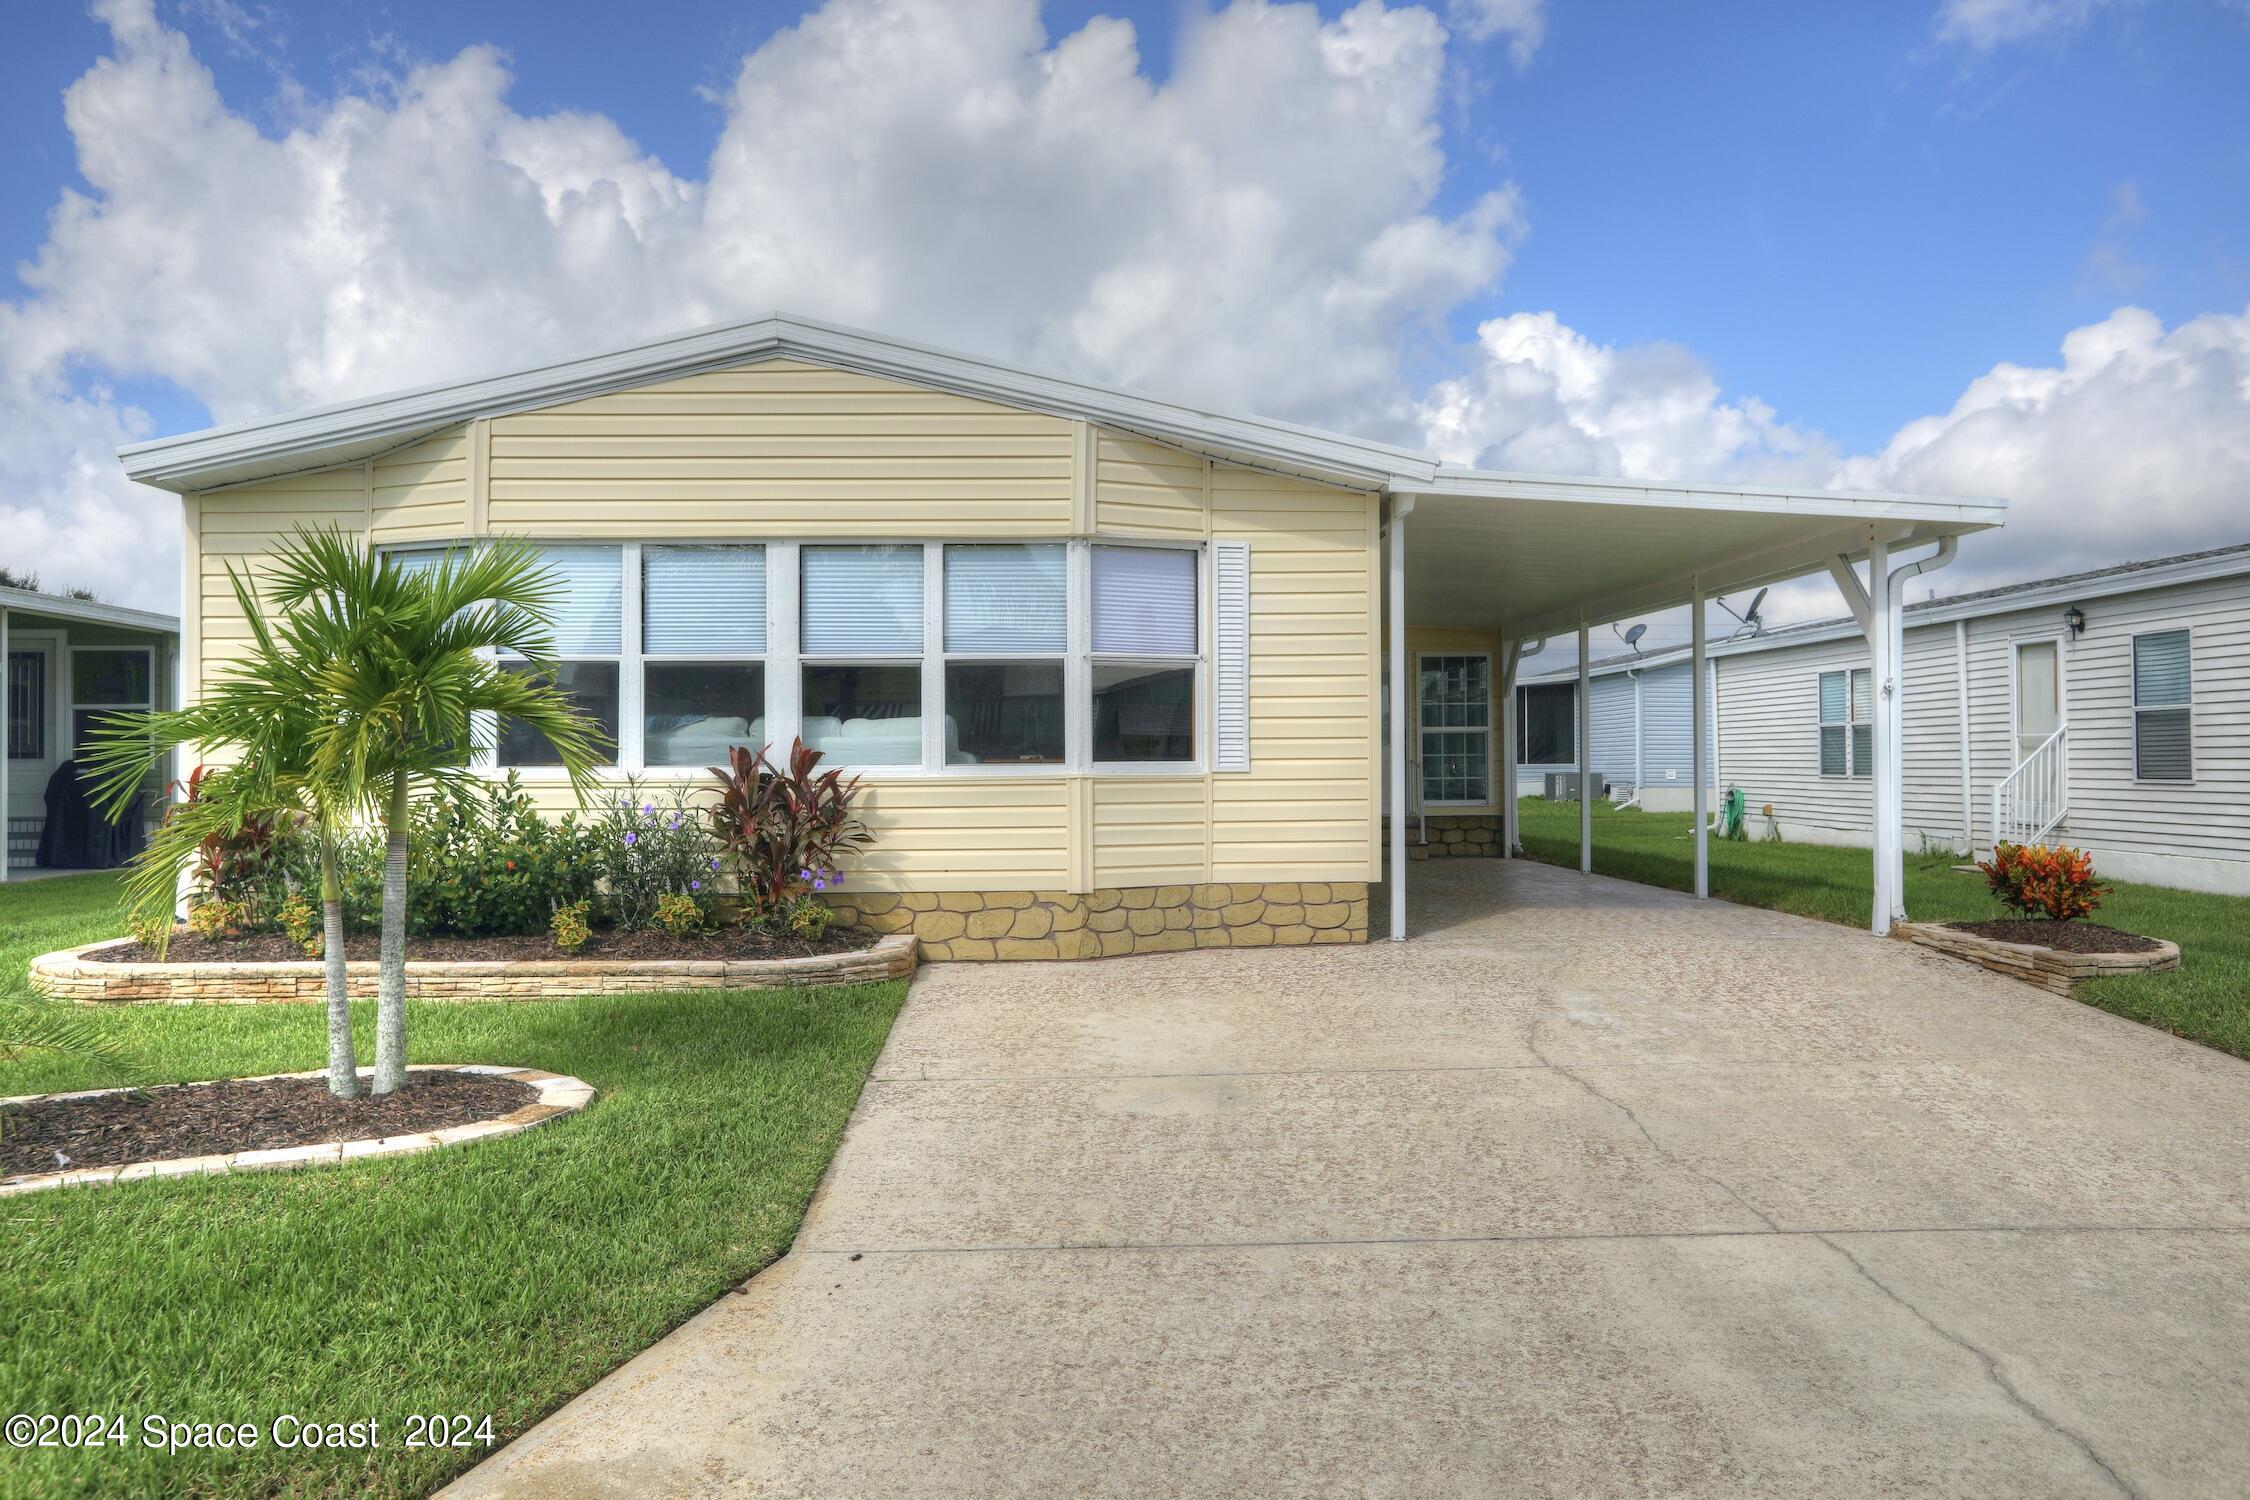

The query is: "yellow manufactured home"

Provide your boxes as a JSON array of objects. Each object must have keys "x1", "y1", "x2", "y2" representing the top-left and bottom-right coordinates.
[{"x1": 123, "y1": 315, "x2": 2003, "y2": 950}]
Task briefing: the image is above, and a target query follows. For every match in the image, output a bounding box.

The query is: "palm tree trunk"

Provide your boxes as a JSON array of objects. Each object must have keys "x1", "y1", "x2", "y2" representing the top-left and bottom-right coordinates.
[
  {"x1": 371, "y1": 777, "x2": 411, "y2": 1095},
  {"x1": 320, "y1": 828, "x2": 358, "y2": 1099}
]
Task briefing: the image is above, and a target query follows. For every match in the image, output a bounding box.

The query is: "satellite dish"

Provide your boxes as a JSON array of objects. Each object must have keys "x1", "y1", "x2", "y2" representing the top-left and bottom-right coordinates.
[
  {"x1": 1743, "y1": 588, "x2": 1768, "y2": 627},
  {"x1": 1623, "y1": 623, "x2": 1647, "y2": 648}
]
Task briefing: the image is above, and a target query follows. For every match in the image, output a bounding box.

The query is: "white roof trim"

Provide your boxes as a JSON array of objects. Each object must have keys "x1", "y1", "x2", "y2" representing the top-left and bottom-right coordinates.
[
  {"x1": 0, "y1": 584, "x2": 180, "y2": 635},
  {"x1": 115, "y1": 312, "x2": 2003, "y2": 531},
  {"x1": 119, "y1": 313, "x2": 1435, "y2": 495},
  {"x1": 1521, "y1": 544, "x2": 2250, "y2": 684}
]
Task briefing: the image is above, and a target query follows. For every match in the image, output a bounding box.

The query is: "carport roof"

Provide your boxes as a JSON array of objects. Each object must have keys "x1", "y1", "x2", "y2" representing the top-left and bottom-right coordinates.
[{"x1": 115, "y1": 311, "x2": 2002, "y2": 637}]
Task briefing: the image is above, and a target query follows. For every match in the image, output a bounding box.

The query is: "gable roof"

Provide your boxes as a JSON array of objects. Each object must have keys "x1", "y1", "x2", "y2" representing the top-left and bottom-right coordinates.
[
  {"x1": 1524, "y1": 540, "x2": 2250, "y2": 683},
  {"x1": 115, "y1": 313, "x2": 1999, "y2": 539},
  {"x1": 1, "y1": 582, "x2": 179, "y2": 635}
]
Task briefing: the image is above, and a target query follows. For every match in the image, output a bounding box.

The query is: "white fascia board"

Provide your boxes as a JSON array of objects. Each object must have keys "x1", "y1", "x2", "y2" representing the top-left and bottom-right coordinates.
[
  {"x1": 0, "y1": 584, "x2": 180, "y2": 635},
  {"x1": 1519, "y1": 544, "x2": 2250, "y2": 684},
  {"x1": 119, "y1": 312, "x2": 1432, "y2": 495},
  {"x1": 1404, "y1": 467, "x2": 2007, "y2": 529}
]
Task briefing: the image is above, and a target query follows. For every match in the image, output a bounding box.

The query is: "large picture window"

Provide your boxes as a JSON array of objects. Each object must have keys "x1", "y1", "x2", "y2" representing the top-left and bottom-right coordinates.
[
  {"x1": 497, "y1": 545, "x2": 622, "y2": 768},
  {"x1": 1091, "y1": 545, "x2": 1198, "y2": 764},
  {"x1": 642, "y1": 544, "x2": 765, "y2": 767},
  {"x1": 1419, "y1": 654, "x2": 1490, "y2": 804},
  {"x1": 1817, "y1": 667, "x2": 1872, "y2": 779},
  {"x1": 1518, "y1": 681, "x2": 1574, "y2": 766},
  {"x1": 800, "y1": 545, "x2": 925, "y2": 767},
  {"x1": 2133, "y1": 629, "x2": 2192, "y2": 782},
  {"x1": 944, "y1": 544, "x2": 1065, "y2": 765}
]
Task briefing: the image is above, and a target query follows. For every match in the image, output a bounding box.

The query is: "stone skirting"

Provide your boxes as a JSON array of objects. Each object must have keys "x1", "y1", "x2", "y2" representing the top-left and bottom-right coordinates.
[
  {"x1": 0, "y1": 1065, "x2": 594, "y2": 1196},
  {"x1": 1385, "y1": 815, "x2": 1506, "y2": 861},
  {"x1": 822, "y1": 882, "x2": 1370, "y2": 961},
  {"x1": 29, "y1": 933, "x2": 917, "y2": 1006},
  {"x1": 1892, "y1": 922, "x2": 2180, "y2": 996}
]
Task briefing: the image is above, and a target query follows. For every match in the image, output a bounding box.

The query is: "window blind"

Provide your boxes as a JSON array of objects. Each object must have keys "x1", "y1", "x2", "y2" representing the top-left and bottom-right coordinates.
[
  {"x1": 533, "y1": 545, "x2": 622, "y2": 656},
  {"x1": 1092, "y1": 546, "x2": 1197, "y2": 656},
  {"x1": 1819, "y1": 671, "x2": 1846, "y2": 724},
  {"x1": 644, "y1": 544, "x2": 765, "y2": 655},
  {"x1": 2133, "y1": 631, "x2": 2190, "y2": 706},
  {"x1": 944, "y1": 544, "x2": 1065, "y2": 653},
  {"x1": 2136, "y1": 709, "x2": 2192, "y2": 782},
  {"x1": 801, "y1": 545, "x2": 924, "y2": 655},
  {"x1": 1212, "y1": 540, "x2": 1251, "y2": 772}
]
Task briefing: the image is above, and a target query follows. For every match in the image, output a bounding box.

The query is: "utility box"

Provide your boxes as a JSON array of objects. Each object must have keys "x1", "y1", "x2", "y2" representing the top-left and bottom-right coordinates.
[{"x1": 1544, "y1": 772, "x2": 1608, "y2": 801}]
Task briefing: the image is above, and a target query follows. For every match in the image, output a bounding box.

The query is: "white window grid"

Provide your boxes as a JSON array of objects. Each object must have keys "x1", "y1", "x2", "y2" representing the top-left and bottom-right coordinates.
[
  {"x1": 1817, "y1": 666, "x2": 1873, "y2": 780},
  {"x1": 2131, "y1": 627, "x2": 2193, "y2": 784},
  {"x1": 1416, "y1": 651, "x2": 1492, "y2": 806}
]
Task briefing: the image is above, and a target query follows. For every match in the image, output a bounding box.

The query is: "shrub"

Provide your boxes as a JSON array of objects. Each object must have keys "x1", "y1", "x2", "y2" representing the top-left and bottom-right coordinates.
[
  {"x1": 321, "y1": 775, "x2": 602, "y2": 938},
  {"x1": 653, "y1": 891, "x2": 705, "y2": 937},
  {"x1": 596, "y1": 780, "x2": 721, "y2": 932},
  {"x1": 710, "y1": 739, "x2": 872, "y2": 919},
  {"x1": 185, "y1": 899, "x2": 249, "y2": 942},
  {"x1": 774, "y1": 890, "x2": 834, "y2": 941},
  {"x1": 174, "y1": 765, "x2": 301, "y2": 927},
  {"x1": 550, "y1": 898, "x2": 592, "y2": 952},
  {"x1": 1979, "y1": 841, "x2": 2107, "y2": 922},
  {"x1": 276, "y1": 891, "x2": 323, "y2": 956}
]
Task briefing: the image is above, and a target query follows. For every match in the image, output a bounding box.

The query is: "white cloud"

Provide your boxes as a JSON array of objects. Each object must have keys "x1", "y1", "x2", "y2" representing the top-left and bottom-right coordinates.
[
  {"x1": 2, "y1": 0, "x2": 1521, "y2": 604},
  {"x1": 1933, "y1": 0, "x2": 2110, "y2": 50},
  {"x1": 1446, "y1": 0, "x2": 1546, "y2": 66}
]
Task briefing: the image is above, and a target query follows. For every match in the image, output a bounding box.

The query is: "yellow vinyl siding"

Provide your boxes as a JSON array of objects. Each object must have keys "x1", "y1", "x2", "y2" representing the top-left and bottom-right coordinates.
[
  {"x1": 1208, "y1": 465, "x2": 1379, "y2": 881},
  {"x1": 370, "y1": 428, "x2": 470, "y2": 543},
  {"x1": 1092, "y1": 779, "x2": 1208, "y2": 887},
  {"x1": 1094, "y1": 430, "x2": 1206, "y2": 538},
  {"x1": 486, "y1": 359, "x2": 1074, "y2": 537}
]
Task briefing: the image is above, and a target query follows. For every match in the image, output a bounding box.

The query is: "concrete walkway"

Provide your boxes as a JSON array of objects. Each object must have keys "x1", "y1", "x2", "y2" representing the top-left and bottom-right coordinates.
[{"x1": 448, "y1": 861, "x2": 2250, "y2": 1499}]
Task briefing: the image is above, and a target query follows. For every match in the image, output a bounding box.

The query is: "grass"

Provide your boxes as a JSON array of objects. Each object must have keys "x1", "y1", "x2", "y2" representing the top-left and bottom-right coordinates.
[
  {"x1": 1, "y1": 872, "x2": 906, "y2": 1498},
  {"x1": 1513, "y1": 797, "x2": 2250, "y2": 1060}
]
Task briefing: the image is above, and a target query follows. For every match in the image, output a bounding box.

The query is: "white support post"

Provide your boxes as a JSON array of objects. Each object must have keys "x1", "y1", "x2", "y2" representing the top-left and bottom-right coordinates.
[
  {"x1": 1868, "y1": 538, "x2": 1896, "y2": 934},
  {"x1": 1577, "y1": 614, "x2": 1592, "y2": 875},
  {"x1": 1955, "y1": 618, "x2": 1972, "y2": 856},
  {"x1": 1691, "y1": 581, "x2": 1708, "y2": 899},
  {"x1": 1498, "y1": 635, "x2": 1517, "y2": 859},
  {"x1": 1388, "y1": 498, "x2": 1411, "y2": 942}
]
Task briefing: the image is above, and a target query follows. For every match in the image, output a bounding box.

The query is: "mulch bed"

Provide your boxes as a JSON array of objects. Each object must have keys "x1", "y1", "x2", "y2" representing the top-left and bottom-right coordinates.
[
  {"x1": 93, "y1": 923, "x2": 872, "y2": 965},
  {"x1": 1945, "y1": 919, "x2": 2164, "y2": 955},
  {"x1": 0, "y1": 1070, "x2": 536, "y2": 1177}
]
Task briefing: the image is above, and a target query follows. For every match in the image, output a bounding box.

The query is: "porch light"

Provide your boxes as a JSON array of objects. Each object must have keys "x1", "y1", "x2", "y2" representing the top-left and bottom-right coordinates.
[{"x1": 2064, "y1": 605, "x2": 2086, "y2": 638}]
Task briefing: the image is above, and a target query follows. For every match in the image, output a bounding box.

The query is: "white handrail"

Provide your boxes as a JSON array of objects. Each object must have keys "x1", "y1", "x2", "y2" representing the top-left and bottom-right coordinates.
[{"x1": 1992, "y1": 724, "x2": 2068, "y2": 849}]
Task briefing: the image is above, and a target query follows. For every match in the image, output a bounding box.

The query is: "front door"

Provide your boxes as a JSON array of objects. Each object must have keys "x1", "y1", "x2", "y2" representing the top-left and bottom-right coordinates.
[{"x1": 2015, "y1": 639, "x2": 2062, "y2": 758}]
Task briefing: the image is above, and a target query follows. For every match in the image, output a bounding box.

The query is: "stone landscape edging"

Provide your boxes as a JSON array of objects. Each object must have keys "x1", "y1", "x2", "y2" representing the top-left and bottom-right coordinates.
[
  {"x1": 29, "y1": 932, "x2": 918, "y2": 1005},
  {"x1": 1891, "y1": 921, "x2": 2180, "y2": 995},
  {"x1": 0, "y1": 1065, "x2": 594, "y2": 1197}
]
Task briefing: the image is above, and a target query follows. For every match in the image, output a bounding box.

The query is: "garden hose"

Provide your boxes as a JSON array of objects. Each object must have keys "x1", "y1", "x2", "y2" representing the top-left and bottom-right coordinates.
[{"x1": 1718, "y1": 786, "x2": 1746, "y2": 842}]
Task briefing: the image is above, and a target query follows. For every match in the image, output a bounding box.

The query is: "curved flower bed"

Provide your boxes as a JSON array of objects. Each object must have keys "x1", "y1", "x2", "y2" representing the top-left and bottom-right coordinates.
[
  {"x1": 0, "y1": 1066, "x2": 594, "y2": 1197},
  {"x1": 30, "y1": 932, "x2": 917, "y2": 1006}
]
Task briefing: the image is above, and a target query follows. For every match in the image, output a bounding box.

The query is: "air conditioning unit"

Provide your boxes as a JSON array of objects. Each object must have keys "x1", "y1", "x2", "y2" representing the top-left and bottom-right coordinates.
[{"x1": 1543, "y1": 772, "x2": 1608, "y2": 801}]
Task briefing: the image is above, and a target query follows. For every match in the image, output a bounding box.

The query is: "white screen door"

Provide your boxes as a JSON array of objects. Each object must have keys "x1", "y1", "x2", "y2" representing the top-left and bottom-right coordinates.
[{"x1": 2015, "y1": 640, "x2": 2060, "y2": 757}]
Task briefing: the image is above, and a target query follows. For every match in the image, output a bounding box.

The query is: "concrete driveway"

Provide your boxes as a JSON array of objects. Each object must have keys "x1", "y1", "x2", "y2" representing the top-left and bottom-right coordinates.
[{"x1": 448, "y1": 860, "x2": 2250, "y2": 1499}]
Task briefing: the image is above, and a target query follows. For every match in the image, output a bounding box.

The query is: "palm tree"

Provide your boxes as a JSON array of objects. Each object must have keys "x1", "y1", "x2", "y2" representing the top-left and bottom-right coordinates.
[
  {"x1": 84, "y1": 564, "x2": 372, "y2": 1097},
  {"x1": 257, "y1": 530, "x2": 606, "y2": 1094}
]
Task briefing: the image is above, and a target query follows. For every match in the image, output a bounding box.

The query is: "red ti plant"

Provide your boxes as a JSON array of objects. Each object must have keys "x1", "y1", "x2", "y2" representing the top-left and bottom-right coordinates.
[
  {"x1": 171, "y1": 764, "x2": 300, "y2": 923},
  {"x1": 1978, "y1": 841, "x2": 2107, "y2": 922},
  {"x1": 709, "y1": 738, "x2": 874, "y2": 915}
]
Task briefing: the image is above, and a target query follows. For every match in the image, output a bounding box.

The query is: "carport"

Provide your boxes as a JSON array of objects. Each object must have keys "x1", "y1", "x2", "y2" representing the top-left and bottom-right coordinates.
[{"x1": 1381, "y1": 471, "x2": 2003, "y2": 940}]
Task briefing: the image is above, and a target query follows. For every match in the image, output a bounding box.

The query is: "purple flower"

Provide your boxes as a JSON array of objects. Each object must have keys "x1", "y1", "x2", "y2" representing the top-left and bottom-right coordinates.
[
  {"x1": 710, "y1": 857, "x2": 721, "y2": 870},
  {"x1": 623, "y1": 832, "x2": 638, "y2": 847},
  {"x1": 690, "y1": 880, "x2": 703, "y2": 892},
  {"x1": 813, "y1": 879, "x2": 827, "y2": 891},
  {"x1": 667, "y1": 815, "x2": 681, "y2": 830},
  {"x1": 799, "y1": 868, "x2": 812, "y2": 880},
  {"x1": 641, "y1": 802, "x2": 655, "y2": 816}
]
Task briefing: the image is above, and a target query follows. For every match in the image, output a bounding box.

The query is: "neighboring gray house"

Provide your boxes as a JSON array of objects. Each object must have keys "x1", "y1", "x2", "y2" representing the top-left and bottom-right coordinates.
[
  {"x1": 2, "y1": 584, "x2": 181, "y2": 879},
  {"x1": 1518, "y1": 543, "x2": 2250, "y2": 896}
]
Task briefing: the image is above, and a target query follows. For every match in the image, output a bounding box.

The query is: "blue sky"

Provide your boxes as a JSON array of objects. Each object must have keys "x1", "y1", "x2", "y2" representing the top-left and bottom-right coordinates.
[
  {"x1": 2, "y1": 0, "x2": 2246, "y2": 613},
  {"x1": 6, "y1": 0, "x2": 2241, "y2": 449}
]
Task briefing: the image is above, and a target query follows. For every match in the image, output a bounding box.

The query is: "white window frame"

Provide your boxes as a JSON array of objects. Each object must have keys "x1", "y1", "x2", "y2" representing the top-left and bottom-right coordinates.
[
  {"x1": 1817, "y1": 666, "x2": 1873, "y2": 780},
  {"x1": 1515, "y1": 680, "x2": 1576, "y2": 767},
  {"x1": 1415, "y1": 650, "x2": 1493, "y2": 807},
  {"x1": 67, "y1": 643, "x2": 155, "y2": 758},
  {"x1": 1086, "y1": 539, "x2": 1207, "y2": 776},
  {"x1": 382, "y1": 536, "x2": 1210, "y2": 780},
  {"x1": 637, "y1": 542, "x2": 771, "y2": 775},
  {"x1": 6, "y1": 632, "x2": 60, "y2": 767},
  {"x1": 2131, "y1": 627, "x2": 2193, "y2": 785},
  {"x1": 938, "y1": 542, "x2": 1070, "y2": 773}
]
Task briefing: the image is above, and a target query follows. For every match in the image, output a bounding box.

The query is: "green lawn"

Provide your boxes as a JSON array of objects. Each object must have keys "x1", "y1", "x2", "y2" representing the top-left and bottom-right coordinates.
[
  {"x1": 2, "y1": 872, "x2": 905, "y2": 1499},
  {"x1": 1513, "y1": 797, "x2": 2250, "y2": 1060}
]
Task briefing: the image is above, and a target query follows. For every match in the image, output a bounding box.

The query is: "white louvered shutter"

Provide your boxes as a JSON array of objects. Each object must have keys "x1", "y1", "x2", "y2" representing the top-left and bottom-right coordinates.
[{"x1": 1213, "y1": 540, "x2": 1251, "y2": 772}]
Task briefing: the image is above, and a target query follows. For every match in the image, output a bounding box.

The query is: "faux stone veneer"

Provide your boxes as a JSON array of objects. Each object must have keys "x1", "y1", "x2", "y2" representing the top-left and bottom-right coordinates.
[
  {"x1": 31, "y1": 934, "x2": 916, "y2": 1006},
  {"x1": 1891, "y1": 921, "x2": 2180, "y2": 996},
  {"x1": 822, "y1": 882, "x2": 1370, "y2": 961},
  {"x1": 1386, "y1": 814, "x2": 1506, "y2": 861}
]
